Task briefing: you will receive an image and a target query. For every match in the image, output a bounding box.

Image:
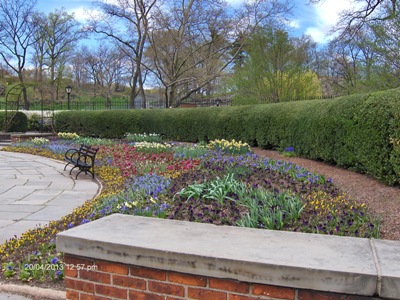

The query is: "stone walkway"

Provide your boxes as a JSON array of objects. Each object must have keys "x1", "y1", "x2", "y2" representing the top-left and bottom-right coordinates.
[
  {"x1": 0, "y1": 151, "x2": 100, "y2": 243},
  {"x1": 0, "y1": 151, "x2": 101, "y2": 299}
]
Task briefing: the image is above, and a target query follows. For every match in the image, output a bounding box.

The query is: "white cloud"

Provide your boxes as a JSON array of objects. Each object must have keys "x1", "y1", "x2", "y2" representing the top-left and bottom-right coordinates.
[
  {"x1": 288, "y1": 19, "x2": 300, "y2": 29},
  {"x1": 70, "y1": 7, "x2": 101, "y2": 22},
  {"x1": 306, "y1": 0, "x2": 353, "y2": 43},
  {"x1": 225, "y1": 0, "x2": 244, "y2": 7},
  {"x1": 305, "y1": 27, "x2": 326, "y2": 43}
]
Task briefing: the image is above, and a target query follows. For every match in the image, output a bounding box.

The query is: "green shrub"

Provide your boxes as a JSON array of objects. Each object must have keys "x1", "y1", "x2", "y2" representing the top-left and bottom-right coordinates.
[
  {"x1": 27, "y1": 113, "x2": 41, "y2": 131},
  {"x1": 55, "y1": 110, "x2": 141, "y2": 138},
  {"x1": 0, "y1": 111, "x2": 28, "y2": 132},
  {"x1": 54, "y1": 88, "x2": 400, "y2": 185}
]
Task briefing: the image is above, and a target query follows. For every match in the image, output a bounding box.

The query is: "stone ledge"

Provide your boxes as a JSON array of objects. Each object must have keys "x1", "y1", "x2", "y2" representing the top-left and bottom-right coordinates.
[{"x1": 56, "y1": 214, "x2": 400, "y2": 299}]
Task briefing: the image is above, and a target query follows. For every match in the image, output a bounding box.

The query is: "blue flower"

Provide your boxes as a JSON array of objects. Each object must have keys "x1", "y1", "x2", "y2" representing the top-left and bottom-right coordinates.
[
  {"x1": 285, "y1": 146, "x2": 295, "y2": 152},
  {"x1": 51, "y1": 257, "x2": 59, "y2": 264}
]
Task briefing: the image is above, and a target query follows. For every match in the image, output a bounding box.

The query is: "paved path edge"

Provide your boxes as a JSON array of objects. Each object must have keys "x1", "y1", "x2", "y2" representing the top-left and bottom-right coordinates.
[{"x1": 0, "y1": 283, "x2": 65, "y2": 299}]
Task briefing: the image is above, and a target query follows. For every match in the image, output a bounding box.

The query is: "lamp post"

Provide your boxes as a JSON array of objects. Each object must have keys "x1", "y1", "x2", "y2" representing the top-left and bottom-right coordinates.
[{"x1": 65, "y1": 85, "x2": 72, "y2": 110}]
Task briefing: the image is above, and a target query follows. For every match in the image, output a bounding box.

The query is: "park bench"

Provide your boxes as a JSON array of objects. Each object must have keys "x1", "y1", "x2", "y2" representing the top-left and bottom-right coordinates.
[{"x1": 64, "y1": 144, "x2": 99, "y2": 179}]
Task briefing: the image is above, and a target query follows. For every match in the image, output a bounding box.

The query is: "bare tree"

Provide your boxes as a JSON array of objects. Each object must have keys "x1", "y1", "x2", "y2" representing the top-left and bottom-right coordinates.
[
  {"x1": 31, "y1": 16, "x2": 47, "y2": 86},
  {"x1": 147, "y1": 0, "x2": 293, "y2": 107},
  {"x1": 79, "y1": 46, "x2": 103, "y2": 96},
  {"x1": 96, "y1": 45, "x2": 127, "y2": 108},
  {"x1": 89, "y1": 0, "x2": 157, "y2": 109},
  {"x1": 71, "y1": 49, "x2": 88, "y2": 88},
  {"x1": 72, "y1": 44, "x2": 130, "y2": 106},
  {"x1": 0, "y1": 0, "x2": 38, "y2": 109}
]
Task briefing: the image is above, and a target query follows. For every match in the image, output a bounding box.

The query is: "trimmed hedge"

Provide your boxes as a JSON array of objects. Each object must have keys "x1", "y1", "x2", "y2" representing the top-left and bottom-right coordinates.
[
  {"x1": 55, "y1": 88, "x2": 400, "y2": 185},
  {"x1": 0, "y1": 111, "x2": 28, "y2": 132}
]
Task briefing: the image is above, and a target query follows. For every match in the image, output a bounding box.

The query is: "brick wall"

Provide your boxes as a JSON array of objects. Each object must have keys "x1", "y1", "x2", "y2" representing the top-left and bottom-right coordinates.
[{"x1": 64, "y1": 254, "x2": 381, "y2": 300}]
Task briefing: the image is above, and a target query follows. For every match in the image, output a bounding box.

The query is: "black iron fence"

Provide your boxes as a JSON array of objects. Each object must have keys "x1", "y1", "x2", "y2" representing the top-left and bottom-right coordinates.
[
  {"x1": 0, "y1": 98, "x2": 162, "y2": 111},
  {"x1": 179, "y1": 97, "x2": 232, "y2": 107},
  {"x1": 0, "y1": 96, "x2": 231, "y2": 110},
  {"x1": 1, "y1": 94, "x2": 342, "y2": 111}
]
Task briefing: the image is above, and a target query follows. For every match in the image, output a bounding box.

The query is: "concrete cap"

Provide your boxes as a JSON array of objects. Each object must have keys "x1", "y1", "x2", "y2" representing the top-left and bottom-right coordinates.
[{"x1": 57, "y1": 214, "x2": 400, "y2": 298}]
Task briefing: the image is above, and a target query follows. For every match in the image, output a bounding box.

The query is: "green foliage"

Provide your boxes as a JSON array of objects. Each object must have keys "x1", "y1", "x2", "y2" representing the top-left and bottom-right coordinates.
[
  {"x1": 3, "y1": 241, "x2": 64, "y2": 283},
  {"x1": 0, "y1": 111, "x2": 28, "y2": 132},
  {"x1": 27, "y1": 113, "x2": 41, "y2": 131},
  {"x1": 237, "y1": 190, "x2": 305, "y2": 230},
  {"x1": 229, "y1": 27, "x2": 322, "y2": 105},
  {"x1": 2, "y1": 262, "x2": 16, "y2": 278},
  {"x1": 55, "y1": 110, "x2": 141, "y2": 138},
  {"x1": 176, "y1": 173, "x2": 247, "y2": 204}
]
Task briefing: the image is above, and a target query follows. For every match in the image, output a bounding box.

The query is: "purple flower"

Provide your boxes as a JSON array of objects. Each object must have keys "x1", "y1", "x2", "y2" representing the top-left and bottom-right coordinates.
[{"x1": 51, "y1": 257, "x2": 59, "y2": 264}]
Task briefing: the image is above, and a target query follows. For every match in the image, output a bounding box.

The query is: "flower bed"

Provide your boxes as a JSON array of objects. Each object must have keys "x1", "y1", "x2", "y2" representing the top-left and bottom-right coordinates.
[{"x1": 0, "y1": 136, "x2": 380, "y2": 288}]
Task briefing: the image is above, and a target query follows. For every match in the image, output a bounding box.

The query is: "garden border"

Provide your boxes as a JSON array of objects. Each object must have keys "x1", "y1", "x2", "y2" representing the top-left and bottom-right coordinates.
[{"x1": 57, "y1": 214, "x2": 400, "y2": 299}]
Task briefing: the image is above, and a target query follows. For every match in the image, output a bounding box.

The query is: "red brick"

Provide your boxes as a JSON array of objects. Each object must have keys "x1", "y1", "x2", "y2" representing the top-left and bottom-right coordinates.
[
  {"x1": 113, "y1": 274, "x2": 146, "y2": 289},
  {"x1": 167, "y1": 297, "x2": 187, "y2": 300},
  {"x1": 230, "y1": 295, "x2": 292, "y2": 300},
  {"x1": 66, "y1": 289, "x2": 79, "y2": 300},
  {"x1": 95, "y1": 284, "x2": 128, "y2": 299},
  {"x1": 298, "y1": 290, "x2": 369, "y2": 300},
  {"x1": 65, "y1": 255, "x2": 94, "y2": 269},
  {"x1": 130, "y1": 265, "x2": 166, "y2": 281},
  {"x1": 209, "y1": 278, "x2": 249, "y2": 293},
  {"x1": 188, "y1": 287, "x2": 227, "y2": 300},
  {"x1": 79, "y1": 269, "x2": 110, "y2": 284},
  {"x1": 64, "y1": 266, "x2": 78, "y2": 278},
  {"x1": 65, "y1": 278, "x2": 95, "y2": 293},
  {"x1": 168, "y1": 271, "x2": 207, "y2": 287},
  {"x1": 129, "y1": 290, "x2": 164, "y2": 300},
  {"x1": 229, "y1": 295, "x2": 261, "y2": 300},
  {"x1": 96, "y1": 260, "x2": 129, "y2": 275},
  {"x1": 148, "y1": 280, "x2": 185, "y2": 296},
  {"x1": 252, "y1": 284, "x2": 295, "y2": 300},
  {"x1": 80, "y1": 293, "x2": 110, "y2": 300}
]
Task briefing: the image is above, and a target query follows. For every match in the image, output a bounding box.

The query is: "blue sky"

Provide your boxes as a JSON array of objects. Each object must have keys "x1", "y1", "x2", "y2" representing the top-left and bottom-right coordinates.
[{"x1": 36, "y1": 0, "x2": 352, "y2": 45}]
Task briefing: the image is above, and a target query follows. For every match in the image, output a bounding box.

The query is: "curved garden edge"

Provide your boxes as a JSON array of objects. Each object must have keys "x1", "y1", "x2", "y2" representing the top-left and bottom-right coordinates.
[{"x1": 252, "y1": 148, "x2": 400, "y2": 241}]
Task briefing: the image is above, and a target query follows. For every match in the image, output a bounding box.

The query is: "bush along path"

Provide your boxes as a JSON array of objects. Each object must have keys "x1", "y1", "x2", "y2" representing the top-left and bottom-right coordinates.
[{"x1": 0, "y1": 135, "x2": 381, "y2": 289}]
